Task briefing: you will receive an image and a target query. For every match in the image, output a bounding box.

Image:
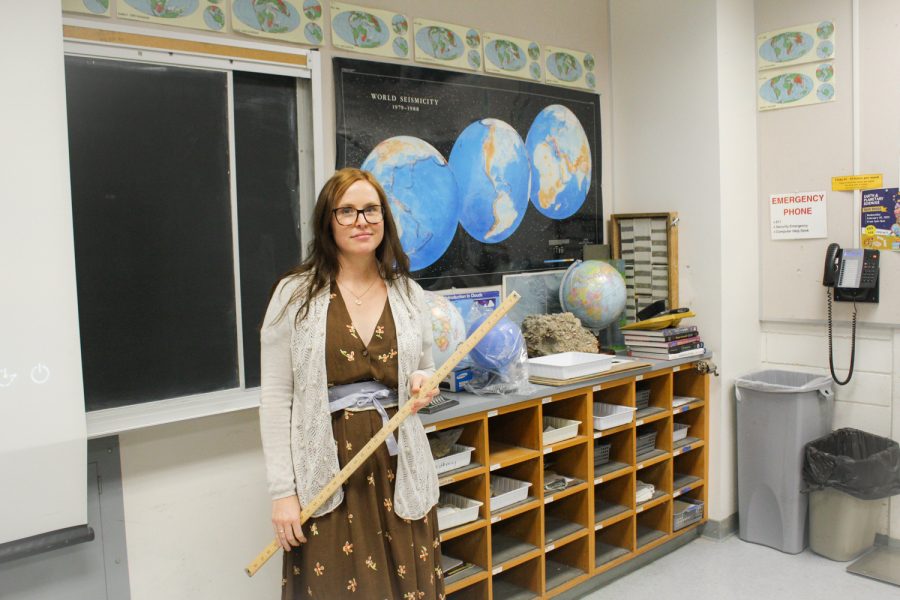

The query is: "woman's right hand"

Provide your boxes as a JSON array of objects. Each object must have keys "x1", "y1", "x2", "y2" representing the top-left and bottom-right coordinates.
[{"x1": 272, "y1": 495, "x2": 306, "y2": 551}]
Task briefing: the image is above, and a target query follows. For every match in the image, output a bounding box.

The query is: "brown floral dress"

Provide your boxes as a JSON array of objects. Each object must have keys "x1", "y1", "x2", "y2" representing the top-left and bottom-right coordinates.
[{"x1": 282, "y1": 283, "x2": 444, "y2": 600}]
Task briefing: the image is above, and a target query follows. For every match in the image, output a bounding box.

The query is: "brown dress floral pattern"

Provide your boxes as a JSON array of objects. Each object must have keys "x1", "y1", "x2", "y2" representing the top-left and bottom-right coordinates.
[{"x1": 281, "y1": 283, "x2": 444, "y2": 599}]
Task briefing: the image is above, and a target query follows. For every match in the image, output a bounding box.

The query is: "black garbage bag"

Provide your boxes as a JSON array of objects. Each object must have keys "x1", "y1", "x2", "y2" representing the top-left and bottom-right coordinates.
[{"x1": 803, "y1": 428, "x2": 900, "y2": 500}]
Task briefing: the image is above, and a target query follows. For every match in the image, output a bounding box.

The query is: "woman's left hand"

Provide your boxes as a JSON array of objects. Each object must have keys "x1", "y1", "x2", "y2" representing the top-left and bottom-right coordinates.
[{"x1": 409, "y1": 372, "x2": 439, "y2": 414}]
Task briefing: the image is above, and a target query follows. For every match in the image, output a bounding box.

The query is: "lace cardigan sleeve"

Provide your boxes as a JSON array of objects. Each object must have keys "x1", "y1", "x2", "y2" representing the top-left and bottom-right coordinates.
[
  {"x1": 259, "y1": 278, "x2": 298, "y2": 500},
  {"x1": 410, "y1": 281, "x2": 436, "y2": 380}
]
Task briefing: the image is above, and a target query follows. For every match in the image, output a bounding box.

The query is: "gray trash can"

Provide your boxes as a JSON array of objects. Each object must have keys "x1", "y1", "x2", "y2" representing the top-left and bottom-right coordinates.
[{"x1": 735, "y1": 370, "x2": 833, "y2": 553}]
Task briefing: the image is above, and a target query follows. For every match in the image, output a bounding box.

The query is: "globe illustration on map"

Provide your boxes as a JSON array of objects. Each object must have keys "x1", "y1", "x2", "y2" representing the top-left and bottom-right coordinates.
[
  {"x1": 449, "y1": 119, "x2": 530, "y2": 244},
  {"x1": 333, "y1": 10, "x2": 389, "y2": 48},
  {"x1": 526, "y1": 104, "x2": 592, "y2": 220},
  {"x1": 423, "y1": 292, "x2": 467, "y2": 368},
  {"x1": 416, "y1": 26, "x2": 464, "y2": 60},
  {"x1": 559, "y1": 260, "x2": 626, "y2": 329},
  {"x1": 361, "y1": 136, "x2": 460, "y2": 272},
  {"x1": 124, "y1": 0, "x2": 198, "y2": 18},
  {"x1": 758, "y1": 31, "x2": 813, "y2": 63},
  {"x1": 233, "y1": 0, "x2": 300, "y2": 33}
]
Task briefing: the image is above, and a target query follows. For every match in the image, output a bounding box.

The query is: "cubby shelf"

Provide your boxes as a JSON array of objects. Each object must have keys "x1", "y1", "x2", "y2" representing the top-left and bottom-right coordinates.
[
  {"x1": 542, "y1": 434, "x2": 590, "y2": 455},
  {"x1": 440, "y1": 519, "x2": 487, "y2": 543},
  {"x1": 426, "y1": 360, "x2": 709, "y2": 598}
]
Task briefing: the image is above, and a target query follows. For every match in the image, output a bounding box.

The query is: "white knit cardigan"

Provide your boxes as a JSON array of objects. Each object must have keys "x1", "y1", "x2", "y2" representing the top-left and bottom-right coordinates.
[{"x1": 259, "y1": 273, "x2": 439, "y2": 520}]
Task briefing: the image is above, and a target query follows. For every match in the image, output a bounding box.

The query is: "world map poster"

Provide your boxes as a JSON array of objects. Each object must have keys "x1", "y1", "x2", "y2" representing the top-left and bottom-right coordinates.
[{"x1": 334, "y1": 58, "x2": 602, "y2": 291}]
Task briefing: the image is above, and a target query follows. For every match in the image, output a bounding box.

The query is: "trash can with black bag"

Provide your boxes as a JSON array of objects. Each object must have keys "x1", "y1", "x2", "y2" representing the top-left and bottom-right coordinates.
[{"x1": 803, "y1": 428, "x2": 900, "y2": 561}]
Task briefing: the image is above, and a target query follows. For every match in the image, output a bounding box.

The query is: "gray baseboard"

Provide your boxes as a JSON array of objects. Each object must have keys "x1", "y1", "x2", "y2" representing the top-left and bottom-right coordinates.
[
  {"x1": 557, "y1": 527, "x2": 702, "y2": 599},
  {"x1": 701, "y1": 512, "x2": 738, "y2": 541},
  {"x1": 875, "y1": 533, "x2": 900, "y2": 549}
]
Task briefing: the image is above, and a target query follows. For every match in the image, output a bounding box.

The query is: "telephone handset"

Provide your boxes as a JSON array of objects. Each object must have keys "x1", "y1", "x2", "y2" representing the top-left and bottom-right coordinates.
[
  {"x1": 822, "y1": 243, "x2": 880, "y2": 385},
  {"x1": 822, "y1": 243, "x2": 880, "y2": 294}
]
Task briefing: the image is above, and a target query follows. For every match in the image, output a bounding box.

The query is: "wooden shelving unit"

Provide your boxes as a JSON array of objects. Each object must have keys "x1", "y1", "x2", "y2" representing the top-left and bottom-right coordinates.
[{"x1": 433, "y1": 361, "x2": 710, "y2": 599}]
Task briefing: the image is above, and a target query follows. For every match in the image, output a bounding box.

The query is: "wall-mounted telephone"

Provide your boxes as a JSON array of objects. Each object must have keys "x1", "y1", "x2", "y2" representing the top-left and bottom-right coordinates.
[{"x1": 822, "y1": 243, "x2": 880, "y2": 385}]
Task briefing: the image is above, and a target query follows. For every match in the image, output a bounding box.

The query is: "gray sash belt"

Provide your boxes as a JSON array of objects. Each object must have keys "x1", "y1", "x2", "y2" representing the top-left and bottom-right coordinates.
[{"x1": 328, "y1": 381, "x2": 399, "y2": 456}]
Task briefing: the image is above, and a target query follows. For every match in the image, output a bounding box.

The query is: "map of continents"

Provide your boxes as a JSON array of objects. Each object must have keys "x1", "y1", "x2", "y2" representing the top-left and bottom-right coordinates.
[
  {"x1": 449, "y1": 118, "x2": 530, "y2": 243},
  {"x1": 361, "y1": 136, "x2": 460, "y2": 271},
  {"x1": 526, "y1": 104, "x2": 592, "y2": 219}
]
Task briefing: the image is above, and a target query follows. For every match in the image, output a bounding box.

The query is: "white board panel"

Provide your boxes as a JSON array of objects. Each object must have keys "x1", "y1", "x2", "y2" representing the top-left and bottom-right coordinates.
[{"x1": 0, "y1": 4, "x2": 87, "y2": 544}]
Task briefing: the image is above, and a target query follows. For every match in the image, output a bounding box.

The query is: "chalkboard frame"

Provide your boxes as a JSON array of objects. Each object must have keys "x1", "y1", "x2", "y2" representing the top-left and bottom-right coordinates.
[{"x1": 63, "y1": 38, "x2": 325, "y2": 436}]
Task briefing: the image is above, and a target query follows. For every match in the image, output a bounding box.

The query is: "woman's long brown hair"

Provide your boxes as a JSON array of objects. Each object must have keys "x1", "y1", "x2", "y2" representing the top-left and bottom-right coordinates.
[{"x1": 278, "y1": 168, "x2": 411, "y2": 323}]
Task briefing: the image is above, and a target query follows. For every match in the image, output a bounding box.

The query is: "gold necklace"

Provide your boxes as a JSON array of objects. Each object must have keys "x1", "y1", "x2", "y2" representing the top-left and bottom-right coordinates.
[{"x1": 338, "y1": 277, "x2": 379, "y2": 306}]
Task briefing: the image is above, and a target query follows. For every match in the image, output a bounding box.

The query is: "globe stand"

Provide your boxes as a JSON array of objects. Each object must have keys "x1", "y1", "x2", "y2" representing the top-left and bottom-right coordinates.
[{"x1": 596, "y1": 319, "x2": 628, "y2": 355}]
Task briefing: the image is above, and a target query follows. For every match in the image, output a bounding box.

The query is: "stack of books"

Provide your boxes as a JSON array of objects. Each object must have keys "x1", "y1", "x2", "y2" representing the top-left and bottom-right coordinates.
[{"x1": 624, "y1": 325, "x2": 704, "y2": 360}]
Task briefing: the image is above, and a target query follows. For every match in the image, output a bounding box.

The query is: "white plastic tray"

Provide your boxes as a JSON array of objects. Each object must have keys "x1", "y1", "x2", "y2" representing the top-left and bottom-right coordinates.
[
  {"x1": 592, "y1": 403, "x2": 636, "y2": 430},
  {"x1": 543, "y1": 416, "x2": 580, "y2": 445},
  {"x1": 489, "y1": 475, "x2": 532, "y2": 511},
  {"x1": 673, "y1": 423, "x2": 689, "y2": 442},
  {"x1": 434, "y1": 444, "x2": 475, "y2": 474},
  {"x1": 436, "y1": 491, "x2": 482, "y2": 531},
  {"x1": 527, "y1": 352, "x2": 615, "y2": 380}
]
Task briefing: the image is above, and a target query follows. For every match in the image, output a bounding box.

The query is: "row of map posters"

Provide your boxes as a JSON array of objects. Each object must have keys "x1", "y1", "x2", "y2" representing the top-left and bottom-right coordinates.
[
  {"x1": 757, "y1": 20, "x2": 836, "y2": 111},
  {"x1": 61, "y1": 1, "x2": 598, "y2": 90},
  {"x1": 63, "y1": 0, "x2": 326, "y2": 40}
]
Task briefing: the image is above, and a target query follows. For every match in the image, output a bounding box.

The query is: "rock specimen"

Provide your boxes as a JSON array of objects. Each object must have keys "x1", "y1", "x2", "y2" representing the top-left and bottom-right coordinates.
[{"x1": 521, "y1": 312, "x2": 599, "y2": 357}]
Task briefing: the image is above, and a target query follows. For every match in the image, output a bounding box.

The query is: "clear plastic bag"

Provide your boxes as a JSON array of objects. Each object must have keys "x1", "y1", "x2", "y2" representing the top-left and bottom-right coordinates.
[{"x1": 462, "y1": 314, "x2": 535, "y2": 396}]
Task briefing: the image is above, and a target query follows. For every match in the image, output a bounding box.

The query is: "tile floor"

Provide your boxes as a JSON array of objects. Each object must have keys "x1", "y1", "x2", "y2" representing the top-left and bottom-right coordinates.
[{"x1": 582, "y1": 535, "x2": 899, "y2": 599}]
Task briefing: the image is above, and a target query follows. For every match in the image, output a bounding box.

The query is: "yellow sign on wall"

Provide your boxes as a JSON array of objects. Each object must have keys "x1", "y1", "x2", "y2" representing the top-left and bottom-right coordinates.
[{"x1": 832, "y1": 174, "x2": 883, "y2": 191}]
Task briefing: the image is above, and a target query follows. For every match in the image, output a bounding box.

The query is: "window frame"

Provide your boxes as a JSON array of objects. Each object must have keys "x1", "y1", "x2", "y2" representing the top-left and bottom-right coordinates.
[{"x1": 63, "y1": 24, "x2": 325, "y2": 438}]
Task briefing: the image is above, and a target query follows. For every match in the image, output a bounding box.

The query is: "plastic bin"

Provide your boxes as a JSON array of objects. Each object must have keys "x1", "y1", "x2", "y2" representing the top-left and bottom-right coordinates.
[
  {"x1": 489, "y1": 475, "x2": 532, "y2": 511},
  {"x1": 594, "y1": 442, "x2": 611, "y2": 465},
  {"x1": 433, "y1": 444, "x2": 475, "y2": 474},
  {"x1": 593, "y1": 403, "x2": 635, "y2": 430},
  {"x1": 635, "y1": 429, "x2": 658, "y2": 456},
  {"x1": 673, "y1": 498, "x2": 704, "y2": 531},
  {"x1": 803, "y1": 428, "x2": 900, "y2": 561},
  {"x1": 543, "y1": 416, "x2": 580, "y2": 445},
  {"x1": 673, "y1": 423, "x2": 689, "y2": 443},
  {"x1": 436, "y1": 491, "x2": 482, "y2": 531},
  {"x1": 635, "y1": 387, "x2": 651, "y2": 410},
  {"x1": 735, "y1": 370, "x2": 833, "y2": 554}
]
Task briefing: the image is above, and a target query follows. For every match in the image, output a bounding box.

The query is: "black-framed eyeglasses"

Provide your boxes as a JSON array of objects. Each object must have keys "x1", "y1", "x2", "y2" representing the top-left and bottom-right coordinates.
[{"x1": 332, "y1": 205, "x2": 384, "y2": 226}]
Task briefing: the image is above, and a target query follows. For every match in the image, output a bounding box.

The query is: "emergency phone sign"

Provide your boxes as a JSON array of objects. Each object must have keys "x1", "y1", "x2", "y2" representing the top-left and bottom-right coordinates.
[{"x1": 769, "y1": 191, "x2": 827, "y2": 240}]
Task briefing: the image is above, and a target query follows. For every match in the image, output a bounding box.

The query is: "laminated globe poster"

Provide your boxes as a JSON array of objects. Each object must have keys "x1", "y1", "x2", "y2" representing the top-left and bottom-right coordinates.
[
  {"x1": 62, "y1": 0, "x2": 111, "y2": 17},
  {"x1": 231, "y1": 0, "x2": 325, "y2": 45},
  {"x1": 117, "y1": 0, "x2": 229, "y2": 33},
  {"x1": 757, "y1": 20, "x2": 835, "y2": 70},
  {"x1": 544, "y1": 46, "x2": 597, "y2": 91},
  {"x1": 482, "y1": 32, "x2": 543, "y2": 82},
  {"x1": 413, "y1": 18, "x2": 483, "y2": 72},
  {"x1": 334, "y1": 58, "x2": 602, "y2": 291},
  {"x1": 757, "y1": 61, "x2": 835, "y2": 111},
  {"x1": 331, "y1": 2, "x2": 411, "y2": 59}
]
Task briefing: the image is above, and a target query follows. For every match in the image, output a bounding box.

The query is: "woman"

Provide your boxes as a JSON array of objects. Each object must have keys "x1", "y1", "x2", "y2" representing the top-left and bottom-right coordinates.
[{"x1": 259, "y1": 168, "x2": 444, "y2": 599}]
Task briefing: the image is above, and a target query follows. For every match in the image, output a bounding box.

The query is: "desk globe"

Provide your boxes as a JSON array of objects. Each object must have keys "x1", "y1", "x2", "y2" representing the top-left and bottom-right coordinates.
[
  {"x1": 423, "y1": 291, "x2": 467, "y2": 368},
  {"x1": 559, "y1": 260, "x2": 626, "y2": 329}
]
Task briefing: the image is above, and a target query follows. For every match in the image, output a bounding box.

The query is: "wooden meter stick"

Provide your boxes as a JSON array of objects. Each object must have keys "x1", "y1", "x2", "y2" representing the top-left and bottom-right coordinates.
[{"x1": 245, "y1": 291, "x2": 521, "y2": 576}]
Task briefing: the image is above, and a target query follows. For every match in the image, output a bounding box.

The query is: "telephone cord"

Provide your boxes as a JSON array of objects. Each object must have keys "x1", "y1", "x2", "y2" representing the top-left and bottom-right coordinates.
[{"x1": 827, "y1": 288, "x2": 857, "y2": 386}]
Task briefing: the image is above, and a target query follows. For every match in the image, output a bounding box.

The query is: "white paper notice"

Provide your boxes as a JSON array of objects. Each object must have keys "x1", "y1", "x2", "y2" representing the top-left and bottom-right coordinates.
[{"x1": 770, "y1": 191, "x2": 827, "y2": 239}]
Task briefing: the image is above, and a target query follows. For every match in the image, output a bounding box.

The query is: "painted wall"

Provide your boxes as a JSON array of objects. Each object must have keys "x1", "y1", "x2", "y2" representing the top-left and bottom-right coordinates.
[
  {"x1": 756, "y1": 0, "x2": 899, "y2": 539},
  {"x1": 609, "y1": 0, "x2": 761, "y2": 523},
  {"x1": 97, "y1": 2, "x2": 615, "y2": 598}
]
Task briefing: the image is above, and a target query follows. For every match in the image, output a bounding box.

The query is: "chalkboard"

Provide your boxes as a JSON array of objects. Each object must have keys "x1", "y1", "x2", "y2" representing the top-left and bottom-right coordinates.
[
  {"x1": 234, "y1": 71, "x2": 302, "y2": 388},
  {"x1": 65, "y1": 57, "x2": 303, "y2": 410}
]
